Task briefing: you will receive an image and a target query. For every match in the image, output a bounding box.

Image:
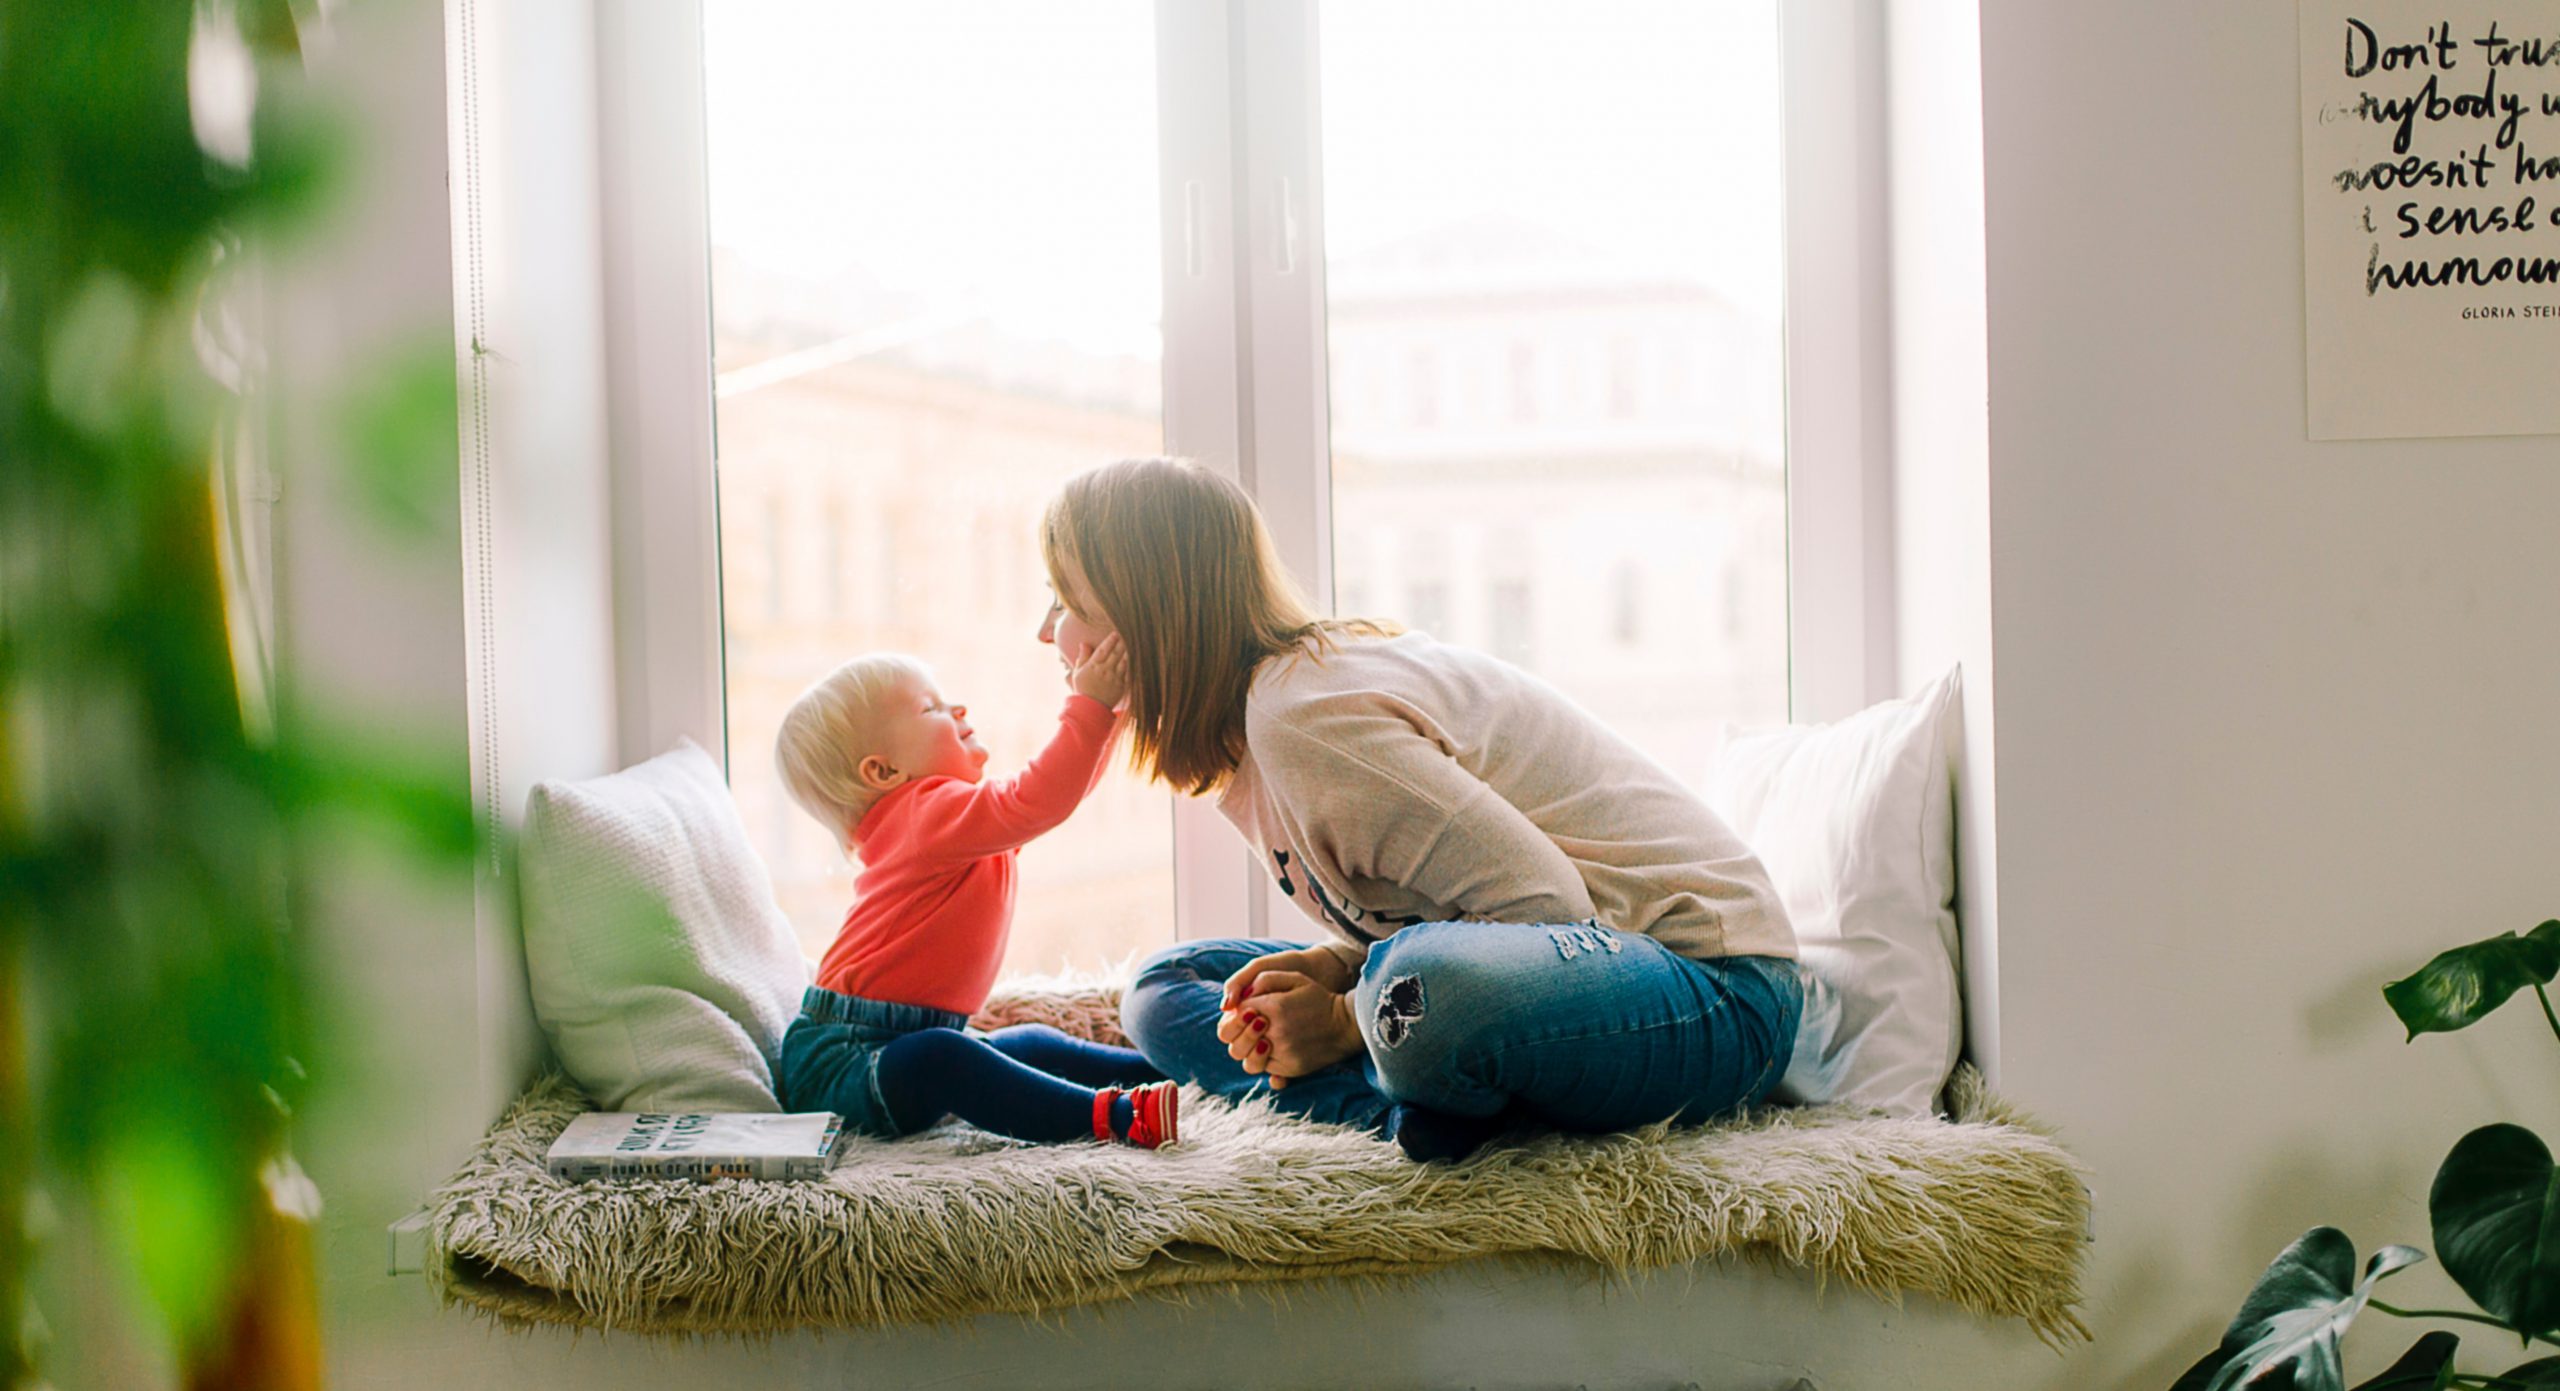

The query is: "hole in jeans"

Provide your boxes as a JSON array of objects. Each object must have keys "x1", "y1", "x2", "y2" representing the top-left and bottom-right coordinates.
[
  {"x1": 1374, "y1": 974, "x2": 1425, "y2": 1049},
  {"x1": 1547, "y1": 924, "x2": 1623, "y2": 961}
]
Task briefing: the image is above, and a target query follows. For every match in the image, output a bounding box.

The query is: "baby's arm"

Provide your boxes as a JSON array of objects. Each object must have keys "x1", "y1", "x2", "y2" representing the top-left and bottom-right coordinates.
[
  {"x1": 914, "y1": 647, "x2": 1125, "y2": 859},
  {"x1": 1068, "y1": 634, "x2": 1128, "y2": 710},
  {"x1": 1061, "y1": 635, "x2": 1129, "y2": 800}
]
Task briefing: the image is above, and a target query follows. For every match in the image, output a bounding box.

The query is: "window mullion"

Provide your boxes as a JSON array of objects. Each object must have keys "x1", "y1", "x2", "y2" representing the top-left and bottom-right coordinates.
[
  {"x1": 596, "y1": 0, "x2": 726, "y2": 772},
  {"x1": 1157, "y1": 0, "x2": 1261, "y2": 942},
  {"x1": 1780, "y1": 0, "x2": 1897, "y2": 723},
  {"x1": 1230, "y1": 0, "x2": 1330, "y2": 943},
  {"x1": 1232, "y1": 0, "x2": 1333, "y2": 612}
]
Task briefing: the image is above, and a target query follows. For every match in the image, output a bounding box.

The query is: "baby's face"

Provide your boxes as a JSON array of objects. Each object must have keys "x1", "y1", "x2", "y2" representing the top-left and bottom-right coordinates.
[{"x1": 872, "y1": 674, "x2": 988, "y2": 786}]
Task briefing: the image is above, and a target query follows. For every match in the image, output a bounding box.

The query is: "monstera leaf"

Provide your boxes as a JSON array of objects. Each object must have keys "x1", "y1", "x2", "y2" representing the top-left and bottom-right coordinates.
[
  {"x1": 2385, "y1": 921, "x2": 2560, "y2": 1040},
  {"x1": 2177, "y1": 1331, "x2": 2460, "y2": 1391},
  {"x1": 2431, "y1": 1125, "x2": 2560, "y2": 1338},
  {"x1": 2344, "y1": 1331, "x2": 2459, "y2": 1390},
  {"x1": 2177, "y1": 1228, "x2": 2424, "y2": 1391}
]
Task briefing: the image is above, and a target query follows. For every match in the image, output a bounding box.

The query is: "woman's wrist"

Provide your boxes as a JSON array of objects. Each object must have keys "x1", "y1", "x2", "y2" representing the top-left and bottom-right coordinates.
[
  {"x1": 1303, "y1": 944, "x2": 1360, "y2": 993},
  {"x1": 1327, "y1": 991, "x2": 1366, "y2": 1061}
]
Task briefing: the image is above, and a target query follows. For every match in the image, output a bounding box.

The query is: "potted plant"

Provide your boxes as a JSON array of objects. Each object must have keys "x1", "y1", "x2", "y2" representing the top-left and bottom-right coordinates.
[{"x1": 2174, "y1": 921, "x2": 2560, "y2": 1391}]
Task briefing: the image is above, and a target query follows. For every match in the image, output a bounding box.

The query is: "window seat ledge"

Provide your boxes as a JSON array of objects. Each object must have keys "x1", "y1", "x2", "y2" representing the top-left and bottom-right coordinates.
[{"x1": 424, "y1": 1057, "x2": 2090, "y2": 1345}]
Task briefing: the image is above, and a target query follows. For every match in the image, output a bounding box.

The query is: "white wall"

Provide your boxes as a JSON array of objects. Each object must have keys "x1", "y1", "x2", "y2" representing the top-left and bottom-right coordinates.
[{"x1": 1972, "y1": 0, "x2": 2560, "y2": 1385}]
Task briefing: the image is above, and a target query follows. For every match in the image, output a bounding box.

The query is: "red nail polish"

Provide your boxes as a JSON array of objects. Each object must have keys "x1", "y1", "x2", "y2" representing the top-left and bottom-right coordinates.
[{"x1": 1256, "y1": 1040, "x2": 1270, "y2": 1055}]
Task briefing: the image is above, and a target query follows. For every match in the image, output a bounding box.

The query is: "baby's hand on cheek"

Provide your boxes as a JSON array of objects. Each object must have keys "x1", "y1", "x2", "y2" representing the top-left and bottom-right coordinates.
[{"x1": 1069, "y1": 634, "x2": 1129, "y2": 709}]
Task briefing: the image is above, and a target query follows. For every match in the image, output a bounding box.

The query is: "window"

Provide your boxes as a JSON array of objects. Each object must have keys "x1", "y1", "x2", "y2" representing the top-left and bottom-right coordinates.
[
  {"x1": 1508, "y1": 342, "x2": 1539, "y2": 425},
  {"x1": 600, "y1": 0, "x2": 1895, "y2": 956},
  {"x1": 761, "y1": 495, "x2": 786, "y2": 623},
  {"x1": 1613, "y1": 561, "x2": 1644, "y2": 647},
  {"x1": 702, "y1": 1, "x2": 1176, "y2": 973},
  {"x1": 1607, "y1": 338, "x2": 1639, "y2": 420},
  {"x1": 823, "y1": 501, "x2": 848, "y2": 620},
  {"x1": 1490, "y1": 578, "x2": 1535, "y2": 669},
  {"x1": 1408, "y1": 347, "x2": 1440, "y2": 428},
  {"x1": 1408, "y1": 579, "x2": 1451, "y2": 643},
  {"x1": 1323, "y1": 0, "x2": 1792, "y2": 775}
]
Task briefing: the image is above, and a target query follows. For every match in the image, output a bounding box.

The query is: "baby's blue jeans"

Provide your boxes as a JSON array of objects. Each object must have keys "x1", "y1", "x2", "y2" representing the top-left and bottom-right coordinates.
[{"x1": 1120, "y1": 922, "x2": 1801, "y2": 1140}]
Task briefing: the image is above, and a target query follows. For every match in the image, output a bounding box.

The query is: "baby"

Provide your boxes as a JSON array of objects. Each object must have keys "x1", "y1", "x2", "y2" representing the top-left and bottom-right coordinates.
[{"x1": 770, "y1": 637, "x2": 1177, "y2": 1147}]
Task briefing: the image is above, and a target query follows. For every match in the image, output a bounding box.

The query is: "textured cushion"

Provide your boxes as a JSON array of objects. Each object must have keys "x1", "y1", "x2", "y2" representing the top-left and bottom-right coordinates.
[
  {"x1": 429, "y1": 1061, "x2": 2088, "y2": 1344},
  {"x1": 517, "y1": 740, "x2": 811, "y2": 1111},
  {"x1": 1704, "y1": 668, "x2": 1963, "y2": 1116}
]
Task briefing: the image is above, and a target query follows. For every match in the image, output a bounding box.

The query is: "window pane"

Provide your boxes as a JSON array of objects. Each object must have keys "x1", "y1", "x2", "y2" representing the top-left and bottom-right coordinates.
[
  {"x1": 704, "y1": 0, "x2": 1173, "y2": 977},
  {"x1": 1321, "y1": 0, "x2": 1791, "y2": 780}
]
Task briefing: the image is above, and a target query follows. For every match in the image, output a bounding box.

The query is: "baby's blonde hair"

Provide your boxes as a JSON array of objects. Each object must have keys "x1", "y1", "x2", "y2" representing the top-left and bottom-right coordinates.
[{"x1": 773, "y1": 652, "x2": 934, "y2": 847}]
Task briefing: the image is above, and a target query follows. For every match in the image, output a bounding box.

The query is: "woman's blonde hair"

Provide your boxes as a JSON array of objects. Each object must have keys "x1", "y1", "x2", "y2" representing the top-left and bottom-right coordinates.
[
  {"x1": 1040, "y1": 458, "x2": 1394, "y2": 796},
  {"x1": 773, "y1": 652, "x2": 933, "y2": 846}
]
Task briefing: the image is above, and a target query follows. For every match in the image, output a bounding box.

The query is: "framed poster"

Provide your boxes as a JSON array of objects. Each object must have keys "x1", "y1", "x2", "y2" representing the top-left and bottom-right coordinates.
[{"x1": 2301, "y1": 1, "x2": 2560, "y2": 439}]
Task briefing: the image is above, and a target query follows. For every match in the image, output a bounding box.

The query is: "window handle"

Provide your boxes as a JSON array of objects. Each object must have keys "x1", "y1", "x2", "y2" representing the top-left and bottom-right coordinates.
[{"x1": 1275, "y1": 176, "x2": 1300, "y2": 275}]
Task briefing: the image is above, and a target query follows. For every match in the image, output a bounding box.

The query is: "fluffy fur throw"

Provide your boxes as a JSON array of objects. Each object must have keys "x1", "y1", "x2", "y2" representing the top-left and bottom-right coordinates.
[{"x1": 427, "y1": 987, "x2": 2089, "y2": 1343}]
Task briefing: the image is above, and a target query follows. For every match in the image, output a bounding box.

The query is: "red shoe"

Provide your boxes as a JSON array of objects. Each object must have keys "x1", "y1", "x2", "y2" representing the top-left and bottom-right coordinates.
[
  {"x1": 1091, "y1": 1082, "x2": 1181, "y2": 1149},
  {"x1": 1125, "y1": 1081, "x2": 1179, "y2": 1149}
]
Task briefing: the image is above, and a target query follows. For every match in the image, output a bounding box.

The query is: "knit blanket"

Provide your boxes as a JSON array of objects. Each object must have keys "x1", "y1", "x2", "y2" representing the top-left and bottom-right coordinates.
[{"x1": 426, "y1": 983, "x2": 2090, "y2": 1343}]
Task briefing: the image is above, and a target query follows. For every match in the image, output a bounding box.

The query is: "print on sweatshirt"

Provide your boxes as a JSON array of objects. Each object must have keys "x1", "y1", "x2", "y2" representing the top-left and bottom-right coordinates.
[{"x1": 1269, "y1": 847, "x2": 1427, "y2": 944}]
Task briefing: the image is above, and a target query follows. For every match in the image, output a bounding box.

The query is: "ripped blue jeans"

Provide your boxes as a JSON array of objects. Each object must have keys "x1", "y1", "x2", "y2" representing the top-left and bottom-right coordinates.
[{"x1": 1119, "y1": 922, "x2": 1801, "y2": 1137}]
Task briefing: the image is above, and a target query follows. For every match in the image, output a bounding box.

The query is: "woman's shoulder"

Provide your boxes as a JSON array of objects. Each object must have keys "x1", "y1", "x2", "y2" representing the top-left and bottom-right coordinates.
[
  {"x1": 1247, "y1": 627, "x2": 1421, "y2": 703},
  {"x1": 1246, "y1": 627, "x2": 1527, "y2": 730},
  {"x1": 1254, "y1": 627, "x2": 1606, "y2": 745}
]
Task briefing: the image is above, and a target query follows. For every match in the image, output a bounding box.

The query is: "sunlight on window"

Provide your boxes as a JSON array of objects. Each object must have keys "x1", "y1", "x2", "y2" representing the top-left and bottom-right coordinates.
[
  {"x1": 700, "y1": 1, "x2": 1794, "y2": 974},
  {"x1": 1322, "y1": 0, "x2": 1792, "y2": 779},
  {"x1": 704, "y1": 1, "x2": 1173, "y2": 977}
]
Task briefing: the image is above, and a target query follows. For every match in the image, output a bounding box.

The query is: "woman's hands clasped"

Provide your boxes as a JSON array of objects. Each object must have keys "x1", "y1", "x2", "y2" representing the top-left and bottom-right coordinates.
[{"x1": 1217, "y1": 946, "x2": 1364, "y2": 1088}]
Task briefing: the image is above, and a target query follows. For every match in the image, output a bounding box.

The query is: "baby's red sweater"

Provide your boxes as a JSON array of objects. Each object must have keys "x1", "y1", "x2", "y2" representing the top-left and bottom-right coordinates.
[{"x1": 815, "y1": 693, "x2": 1120, "y2": 1015}]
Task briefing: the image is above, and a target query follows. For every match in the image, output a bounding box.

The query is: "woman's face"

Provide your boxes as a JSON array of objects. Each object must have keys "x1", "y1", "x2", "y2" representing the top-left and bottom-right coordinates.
[{"x1": 1036, "y1": 549, "x2": 1117, "y2": 666}]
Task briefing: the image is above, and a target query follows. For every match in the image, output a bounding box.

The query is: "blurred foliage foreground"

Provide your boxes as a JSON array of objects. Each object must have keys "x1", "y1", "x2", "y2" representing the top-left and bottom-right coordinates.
[{"x1": 1, "y1": 4, "x2": 472, "y2": 1386}]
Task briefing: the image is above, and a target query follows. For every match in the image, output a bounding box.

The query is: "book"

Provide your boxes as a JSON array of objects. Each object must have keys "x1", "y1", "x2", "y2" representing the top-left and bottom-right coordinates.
[{"x1": 545, "y1": 1111, "x2": 848, "y2": 1183}]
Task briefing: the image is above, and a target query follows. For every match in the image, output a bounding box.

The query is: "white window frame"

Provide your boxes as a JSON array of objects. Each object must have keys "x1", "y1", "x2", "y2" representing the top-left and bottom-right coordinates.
[
  {"x1": 1776, "y1": 0, "x2": 1898, "y2": 723},
  {"x1": 597, "y1": 0, "x2": 725, "y2": 772},
  {"x1": 595, "y1": 0, "x2": 1894, "y2": 943}
]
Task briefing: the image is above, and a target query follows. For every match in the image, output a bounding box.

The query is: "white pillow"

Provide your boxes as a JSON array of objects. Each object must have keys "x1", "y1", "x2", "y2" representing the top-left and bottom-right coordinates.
[
  {"x1": 1704, "y1": 668, "x2": 1962, "y2": 1117},
  {"x1": 518, "y1": 739, "x2": 813, "y2": 1112}
]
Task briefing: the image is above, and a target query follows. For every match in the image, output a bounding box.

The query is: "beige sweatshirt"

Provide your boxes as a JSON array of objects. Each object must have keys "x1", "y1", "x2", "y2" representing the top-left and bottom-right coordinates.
[{"x1": 1215, "y1": 631, "x2": 1795, "y2": 969}]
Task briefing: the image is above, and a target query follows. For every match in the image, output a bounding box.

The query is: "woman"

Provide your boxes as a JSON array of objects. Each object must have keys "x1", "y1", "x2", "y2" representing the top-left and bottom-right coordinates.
[{"x1": 1037, "y1": 458, "x2": 1800, "y2": 1160}]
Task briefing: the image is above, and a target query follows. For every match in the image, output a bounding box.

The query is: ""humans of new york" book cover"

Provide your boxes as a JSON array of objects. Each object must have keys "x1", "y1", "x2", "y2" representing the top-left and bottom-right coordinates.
[{"x1": 546, "y1": 1112, "x2": 848, "y2": 1183}]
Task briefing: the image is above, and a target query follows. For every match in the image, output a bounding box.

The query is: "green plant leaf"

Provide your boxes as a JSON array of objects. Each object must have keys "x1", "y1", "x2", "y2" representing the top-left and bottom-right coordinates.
[
  {"x1": 2431, "y1": 1124, "x2": 2560, "y2": 1338},
  {"x1": 2191, "y1": 1227, "x2": 2425, "y2": 1391},
  {"x1": 2497, "y1": 1357, "x2": 2560, "y2": 1387},
  {"x1": 2385, "y1": 922, "x2": 2560, "y2": 1040},
  {"x1": 2345, "y1": 1332, "x2": 2458, "y2": 1390},
  {"x1": 99, "y1": 1125, "x2": 247, "y2": 1351},
  {"x1": 334, "y1": 340, "x2": 461, "y2": 542},
  {"x1": 2170, "y1": 1347, "x2": 2236, "y2": 1391}
]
